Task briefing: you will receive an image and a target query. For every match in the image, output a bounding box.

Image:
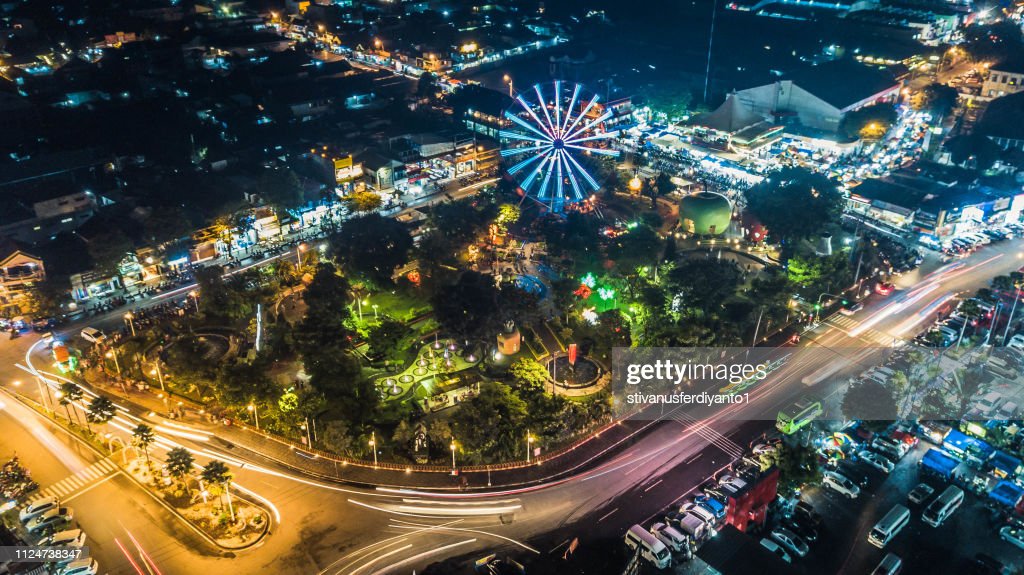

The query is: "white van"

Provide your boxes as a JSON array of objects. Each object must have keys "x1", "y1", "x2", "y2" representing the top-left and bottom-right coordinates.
[
  {"x1": 650, "y1": 522, "x2": 688, "y2": 553},
  {"x1": 872, "y1": 553, "x2": 902, "y2": 575},
  {"x1": 868, "y1": 505, "x2": 910, "y2": 548},
  {"x1": 986, "y1": 357, "x2": 1016, "y2": 380},
  {"x1": 624, "y1": 525, "x2": 672, "y2": 569},
  {"x1": 922, "y1": 485, "x2": 964, "y2": 527}
]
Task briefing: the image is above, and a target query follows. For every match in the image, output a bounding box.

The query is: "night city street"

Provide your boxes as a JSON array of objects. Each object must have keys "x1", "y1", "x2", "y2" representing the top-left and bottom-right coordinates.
[{"x1": 2, "y1": 1, "x2": 1024, "y2": 574}]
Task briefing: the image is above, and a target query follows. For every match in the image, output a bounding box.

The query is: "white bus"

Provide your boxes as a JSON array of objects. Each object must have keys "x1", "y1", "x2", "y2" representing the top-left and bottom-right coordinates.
[
  {"x1": 869, "y1": 505, "x2": 910, "y2": 548},
  {"x1": 922, "y1": 486, "x2": 964, "y2": 527}
]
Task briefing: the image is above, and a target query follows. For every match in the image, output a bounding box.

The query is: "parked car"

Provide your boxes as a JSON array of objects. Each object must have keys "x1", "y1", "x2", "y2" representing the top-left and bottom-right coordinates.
[
  {"x1": 792, "y1": 501, "x2": 823, "y2": 528},
  {"x1": 872, "y1": 552, "x2": 903, "y2": 575},
  {"x1": 782, "y1": 517, "x2": 819, "y2": 543},
  {"x1": 1000, "y1": 526, "x2": 1024, "y2": 551},
  {"x1": 769, "y1": 527, "x2": 809, "y2": 558},
  {"x1": 822, "y1": 471, "x2": 860, "y2": 499},
  {"x1": 859, "y1": 451, "x2": 895, "y2": 473},
  {"x1": 26, "y1": 507, "x2": 72, "y2": 533},
  {"x1": 79, "y1": 327, "x2": 105, "y2": 344},
  {"x1": 59, "y1": 558, "x2": 98, "y2": 575},
  {"x1": 650, "y1": 522, "x2": 688, "y2": 553},
  {"x1": 43, "y1": 529, "x2": 86, "y2": 548},
  {"x1": 759, "y1": 538, "x2": 792, "y2": 563},
  {"x1": 19, "y1": 497, "x2": 59, "y2": 523},
  {"x1": 908, "y1": 483, "x2": 935, "y2": 505}
]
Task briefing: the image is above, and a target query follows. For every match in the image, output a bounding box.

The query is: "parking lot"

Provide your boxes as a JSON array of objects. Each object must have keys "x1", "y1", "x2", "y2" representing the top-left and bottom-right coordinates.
[{"x1": 796, "y1": 442, "x2": 1022, "y2": 574}]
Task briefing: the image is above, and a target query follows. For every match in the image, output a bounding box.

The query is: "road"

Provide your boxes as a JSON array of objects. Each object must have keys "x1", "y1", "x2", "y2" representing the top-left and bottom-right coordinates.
[{"x1": 2, "y1": 238, "x2": 1021, "y2": 574}]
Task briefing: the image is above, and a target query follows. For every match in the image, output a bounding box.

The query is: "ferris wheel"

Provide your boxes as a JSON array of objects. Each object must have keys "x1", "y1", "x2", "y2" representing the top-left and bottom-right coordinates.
[{"x1": 500, "y1": 81, "x2": 620, "y2": 213}]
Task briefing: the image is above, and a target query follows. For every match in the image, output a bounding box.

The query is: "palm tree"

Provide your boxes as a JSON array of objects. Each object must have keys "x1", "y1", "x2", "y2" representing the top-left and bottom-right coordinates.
[
  {"x1": 86, "y1": 396, "x2": 116, "y2": 426},
  {"x1": 164, "y1": 447, "x2": 195, "y2": 495},
  {"x1": 58, "y1": 382, "x2": 82, "y2": 426},
  {"x1": 200, "y1": 460, "x2": 234, "y2": 521},
  {"x1": 132, "y1": 423, "x2": 155, "y2": 465},
  {"x1": 949, "y1": 367, "x2": 986, "y2": 418}
]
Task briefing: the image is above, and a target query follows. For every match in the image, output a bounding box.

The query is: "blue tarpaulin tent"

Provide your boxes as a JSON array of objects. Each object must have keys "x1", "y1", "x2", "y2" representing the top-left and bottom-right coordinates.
[
  {"x1": 989, "y1": 450, "x2": 1022, "y2": 479},
  {"x1": 921, "y1": 448, "x2": 958, "y2": 479},
  {"x1": 988, "y1": 480, "x2": 1024, "y2": 509},
  {"x1": 943, "y1": 429, "x2": 994, "y2": 462}
]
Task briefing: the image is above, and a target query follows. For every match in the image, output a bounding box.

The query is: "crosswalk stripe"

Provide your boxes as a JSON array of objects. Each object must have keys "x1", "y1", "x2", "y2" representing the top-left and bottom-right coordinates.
[{"x1": 27, "y1": 457, "x2": 120, "y2": 504}]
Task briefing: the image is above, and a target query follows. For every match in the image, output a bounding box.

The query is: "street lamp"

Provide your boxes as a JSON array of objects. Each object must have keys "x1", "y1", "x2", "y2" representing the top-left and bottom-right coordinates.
[
  {"x1": 188, "y1": 290, "x2": 199, "y2": 313},
  {"x1": 369, "y1": 431, "x2": 378, "y2": 466},
  {"x1": 297, "y1": 243, "x2": 307, "y2": 265},
  {"x1": 357, "y1": 298, "x2": 369, "y2": 321},
  {"x1": 450, "y1": 437, "x2": 457, "y2": 471},
  {"x1": 526, "y1": 431, "x2": 534, "y2": 463},
  {"x1": 247, "y1": 403, "x2": 260, "y2": 430},
  {"x1": 124, "y1": 312, "x2": 136, "y2": 337},
  {"x1": 372, "y1": 303, "x2": 379, "y2": 319},
  {"x1": 149, "y1": 361, "x2": 165, "y2": 392},
  {"x1": 503, "y1": 74, "x2": 513, "y2": 97},
  {"x1": 105, "y1": 350, "x2": 121, "y2": 378}
]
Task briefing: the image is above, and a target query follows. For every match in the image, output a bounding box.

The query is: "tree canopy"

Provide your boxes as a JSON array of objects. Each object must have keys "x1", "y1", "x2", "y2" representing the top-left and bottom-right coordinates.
[
  {"x1": 330, "y1": 214, "x2": 413, "y2": 285},
  {"x1": 744, "y1": 168, "x2": 843, "y2": 251}
]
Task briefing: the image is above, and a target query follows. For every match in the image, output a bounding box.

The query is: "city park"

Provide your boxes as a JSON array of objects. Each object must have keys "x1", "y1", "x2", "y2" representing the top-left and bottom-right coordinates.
[{"x1": 83, "y1": 82, "x2": 860, "y2": 468}]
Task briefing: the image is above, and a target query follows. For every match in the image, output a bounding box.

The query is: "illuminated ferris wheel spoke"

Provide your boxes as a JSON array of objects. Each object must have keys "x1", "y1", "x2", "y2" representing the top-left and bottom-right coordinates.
[
  {"x1": 563, "y1": 131, "x2": 618, "y2": 145},
  {"x1": 507, "y1": 147, "x2": 550, "y2": 175},
  {"x1": 520, "y1": 150, "x2": 555, "y2": 191},
  {"x1": 564, "y1": 110, "x2": 614, "y2": 143},
  {"x1": 532, "y1": 85, "x2": 556, "y2": 139},
  {"x1": 554, "y1": 81, "x2": 564, "y2": 136},
  {"x1": 498, "y1": 129, "x2": 547, "y2": 143},
  {"x1": 515, "y1": 95, "x2": 555, "y2": 140},
  {"x1": 561, "y1": 84, "x2": 581, "y2": 135},
  {"x1": 558, "y1": 150, "x2": 584, "y2": 201},
  {"x1": 500, "y1": 143, "x2": 551, "y2": 158},
  {"x1": 563, "y1": 143, "x2": 620, "y2": 157},
  {"x1": 537, "y1": 155, "x2": 557, "y2": 202},
  {"x1": 561, "y1": 149, "x2": 602, "y2": 190},
  {"x1": 554, "y1": 148, "x2": 565, "y2": 210},
  {"x1": 562, "y1": 94, "x2": 600, "y2": 143},
  {"x1": 504, "y1": 111, "x2": 552, "y2": 143}
]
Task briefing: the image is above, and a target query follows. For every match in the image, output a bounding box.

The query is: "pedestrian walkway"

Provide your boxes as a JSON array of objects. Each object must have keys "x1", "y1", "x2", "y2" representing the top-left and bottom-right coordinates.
[
  {"x1": 824, "y1": 315, "x2": 898, "y2": 346},
  {"x1": 29, "y1": 457, "x2": 119, "y2": 504}
]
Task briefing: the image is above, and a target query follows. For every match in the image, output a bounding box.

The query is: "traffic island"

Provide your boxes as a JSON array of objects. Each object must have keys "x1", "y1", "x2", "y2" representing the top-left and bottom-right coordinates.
[{"x1": 126, "y1": 459, "x2": 270, "y2": 550}]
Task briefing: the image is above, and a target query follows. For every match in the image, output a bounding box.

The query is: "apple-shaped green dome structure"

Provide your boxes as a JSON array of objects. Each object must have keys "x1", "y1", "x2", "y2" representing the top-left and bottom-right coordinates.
[{"x1": 679, "y1": 192, "x2": 733, "y2": 236}]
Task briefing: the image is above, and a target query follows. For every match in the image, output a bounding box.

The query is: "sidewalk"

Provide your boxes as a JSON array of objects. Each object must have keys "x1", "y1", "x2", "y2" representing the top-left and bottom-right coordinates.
[{"x1": 82, "y1": 369, "x2": 660, "y2": 491}]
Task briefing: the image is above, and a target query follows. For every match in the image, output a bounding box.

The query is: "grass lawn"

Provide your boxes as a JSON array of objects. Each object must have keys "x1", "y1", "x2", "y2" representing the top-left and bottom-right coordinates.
[{"x1": 355, "y1": 290, "x2": 430, "y2": 324}]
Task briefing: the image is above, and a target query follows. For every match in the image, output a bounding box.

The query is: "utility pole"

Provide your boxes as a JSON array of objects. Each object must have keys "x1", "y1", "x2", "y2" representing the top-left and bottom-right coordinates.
[
  {"x1": 1001, "y1": 286, "x2": 1022, "y2": 345},
  {"x1": 703, "y1": 0, "x2": 719, "y2": 104},
  {"x1": 751, "y1": 306, "x2": 765, "y2": 347}
]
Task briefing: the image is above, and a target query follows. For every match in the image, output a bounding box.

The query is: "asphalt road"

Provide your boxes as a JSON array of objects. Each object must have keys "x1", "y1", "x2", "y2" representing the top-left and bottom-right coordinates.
[{"x1": 2, "y1": 238, "x2": 1021, "y2": 575}]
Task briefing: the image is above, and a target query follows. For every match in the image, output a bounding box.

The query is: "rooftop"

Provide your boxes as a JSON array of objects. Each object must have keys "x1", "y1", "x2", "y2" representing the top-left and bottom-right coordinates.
[{"x1": 782, "y1": 59, "x2": 900, "y2": 110}]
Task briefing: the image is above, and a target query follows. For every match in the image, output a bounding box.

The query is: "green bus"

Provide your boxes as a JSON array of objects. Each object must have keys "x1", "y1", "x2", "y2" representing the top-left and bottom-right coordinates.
[{"x1": 777, "y1": 398, "x2": 823, "y2": 435}]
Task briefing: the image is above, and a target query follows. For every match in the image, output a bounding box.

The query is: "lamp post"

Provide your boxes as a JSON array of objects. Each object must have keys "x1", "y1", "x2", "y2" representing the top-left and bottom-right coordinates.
[
  {"x1": 1001, "y1": 285, "x2": 1022, "y2": 346},
  {"x1": 296, "y1": 243, "x2": 307, "y2": 266},
  {"x1": 369, "y1": 431, "x2": 378, "y2": 466},
  {"x1": 150, "y1": 361, "x2": 165, "y2": 392},
  {"x1": 526, "y1": 431, "x2": 534, "y2": 463},
  {"x1": 247, "y1": 403, "x2": 260, "y2": 430},
  {"x1": 372, "y1": 303, "x2": 379, "y2": 319},
  {"x1": 105, "y1": 350, "x2": 121, "y2": 377},
  {"x1": 357, "y1": 298, "x2": 368, "y2": 321},
  {"x1": 450, "y1": 437, "x2": 457, "y2": 471},
  {"x1": 503, "y1": 74, "x2": 513, "y2": 97},
  {"x1": 124, "y1": 312, "x2": 136, "y2": 337},
  {"x1": 302, "y1": 417, "x2": 313, "y2": 447},
  {"x1": 188, "y1": 290, "x2": 199, "y2": 313}
]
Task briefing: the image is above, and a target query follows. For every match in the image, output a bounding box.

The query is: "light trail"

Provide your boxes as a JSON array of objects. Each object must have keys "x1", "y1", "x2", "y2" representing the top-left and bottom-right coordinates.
[
  {"x1": 367, "y1": 539, "x2": 477, "y2": 575},
  {"x1": 114, "y1": 537, "x2": 147, "y2": 575},
  {"x1": 390, "y1": 518, "x2": 540, "y2": 553}
]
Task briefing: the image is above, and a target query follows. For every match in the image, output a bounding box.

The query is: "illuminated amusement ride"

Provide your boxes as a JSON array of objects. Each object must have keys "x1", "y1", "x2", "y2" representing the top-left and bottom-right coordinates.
[{"x1": 500, "y1": 81, "x2": 620, "y2": 213}]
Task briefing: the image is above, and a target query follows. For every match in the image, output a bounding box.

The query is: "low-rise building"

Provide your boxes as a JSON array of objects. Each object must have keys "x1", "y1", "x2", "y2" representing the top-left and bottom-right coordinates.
[
  {"x1": 0, "y1": 239, "x2": 45, "y2": 317},
  {"x1": 982, "y1": 61, "x2": 1024, "y2": 100}
]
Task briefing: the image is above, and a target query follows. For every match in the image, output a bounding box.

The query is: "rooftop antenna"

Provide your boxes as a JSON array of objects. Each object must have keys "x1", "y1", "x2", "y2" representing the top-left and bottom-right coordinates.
[{"x1": 703, "y1": 0, "x2": 719, "y2": 104}]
